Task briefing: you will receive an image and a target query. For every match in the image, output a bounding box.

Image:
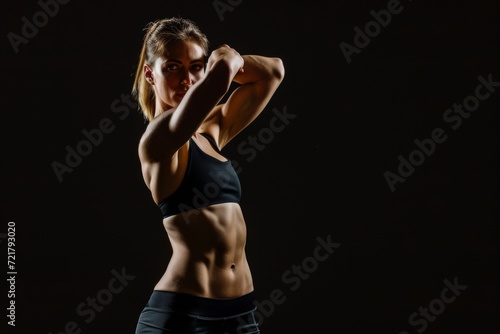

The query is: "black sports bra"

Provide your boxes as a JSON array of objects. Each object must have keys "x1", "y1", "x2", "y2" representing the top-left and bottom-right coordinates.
[{"x1": 158, "y1": 133, "x2": 241, "y2": 218}]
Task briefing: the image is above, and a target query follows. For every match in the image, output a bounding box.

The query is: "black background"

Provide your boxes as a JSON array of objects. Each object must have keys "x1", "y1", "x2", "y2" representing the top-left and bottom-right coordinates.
[{"x1": 1, "y1": 0, "x2": 499, "y2": 333}]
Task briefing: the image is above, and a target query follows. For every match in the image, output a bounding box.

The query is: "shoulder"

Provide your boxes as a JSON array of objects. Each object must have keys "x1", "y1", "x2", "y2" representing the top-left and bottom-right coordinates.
[{"x1": 137, "y1": 113, "x2": 176, "y2": 164}]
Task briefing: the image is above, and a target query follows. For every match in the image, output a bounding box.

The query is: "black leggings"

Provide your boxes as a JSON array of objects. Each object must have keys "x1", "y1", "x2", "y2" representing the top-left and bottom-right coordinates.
[{"x1": 135, "y1": 290, "x2": 260, "y2": 334}]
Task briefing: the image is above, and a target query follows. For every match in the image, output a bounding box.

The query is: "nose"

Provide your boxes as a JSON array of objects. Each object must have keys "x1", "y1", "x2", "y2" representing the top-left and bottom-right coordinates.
[{"x1": 180, "y1": 69, "x2": 194, "y2": 87}]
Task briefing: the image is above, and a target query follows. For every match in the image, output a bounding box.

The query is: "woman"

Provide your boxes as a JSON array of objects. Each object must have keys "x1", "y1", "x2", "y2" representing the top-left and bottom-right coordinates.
[{"x1": 132, "y1": 17, "x2": 284, "y2": 333}]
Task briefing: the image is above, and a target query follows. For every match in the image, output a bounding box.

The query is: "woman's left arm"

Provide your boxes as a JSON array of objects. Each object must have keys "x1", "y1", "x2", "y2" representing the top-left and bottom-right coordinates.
[{"x1": 217, "y1": 54, "x2": 285, "y2": 147}]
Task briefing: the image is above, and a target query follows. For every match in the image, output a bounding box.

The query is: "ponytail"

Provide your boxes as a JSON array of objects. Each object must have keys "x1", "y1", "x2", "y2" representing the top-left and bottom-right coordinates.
[{"x1": 132, "y1": 21, "x2": 159, "y2": 122}]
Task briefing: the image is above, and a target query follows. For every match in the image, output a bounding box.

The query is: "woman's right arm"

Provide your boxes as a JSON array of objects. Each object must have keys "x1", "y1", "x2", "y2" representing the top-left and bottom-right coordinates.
[
  {"x1": 139, "y1": 45, "x2": 244, "y2": 164},
  {"x1": 137, "y1": 46, "x2": 243, "y2": 197}
]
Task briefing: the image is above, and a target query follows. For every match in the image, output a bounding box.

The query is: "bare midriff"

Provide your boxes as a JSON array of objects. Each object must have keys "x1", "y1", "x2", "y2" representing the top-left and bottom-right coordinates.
[{"x1": 154, "y1": 202, "x2": 254, "y2": 298}]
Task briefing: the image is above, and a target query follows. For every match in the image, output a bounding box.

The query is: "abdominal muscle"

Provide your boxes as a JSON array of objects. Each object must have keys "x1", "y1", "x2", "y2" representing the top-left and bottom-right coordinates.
[{"x1": 154, "y1": 202, "x2": 254, "y2": 298}]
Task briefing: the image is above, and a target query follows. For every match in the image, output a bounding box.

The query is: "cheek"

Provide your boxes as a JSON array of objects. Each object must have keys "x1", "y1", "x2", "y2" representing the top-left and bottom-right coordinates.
[
  {"x1": 194, "y1": 71, "x2": 205, "y2": 82},
  {"x1": 166, "y1": 73, "x2": 183, "y2": 88},
  {"x1": 157, "y1": 75, "x2": 177, "y2": 93}
]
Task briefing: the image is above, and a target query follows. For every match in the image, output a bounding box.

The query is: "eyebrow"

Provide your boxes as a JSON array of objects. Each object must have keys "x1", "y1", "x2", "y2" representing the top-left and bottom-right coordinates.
[{"x1": 162, "y1": 58, "x2": 205, "y2": 64}]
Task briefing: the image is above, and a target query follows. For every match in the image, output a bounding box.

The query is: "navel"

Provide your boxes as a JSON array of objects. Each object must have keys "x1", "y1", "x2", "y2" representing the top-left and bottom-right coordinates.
[{"x1": 230, "y1": 263, "x2": 235, "y2": 270}]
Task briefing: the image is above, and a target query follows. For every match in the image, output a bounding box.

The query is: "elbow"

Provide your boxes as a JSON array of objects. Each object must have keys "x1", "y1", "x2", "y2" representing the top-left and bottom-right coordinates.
[{"x1": 271, "y1": 57, "x2": 285, "y2": 82}]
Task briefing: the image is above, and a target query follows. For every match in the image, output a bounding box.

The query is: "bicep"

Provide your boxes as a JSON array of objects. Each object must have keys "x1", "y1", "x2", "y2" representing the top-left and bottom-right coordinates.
[
  {"x1": 138, "y1": 131, "x2": 187, "y2": 204},
  {"x1": 138, "y1": 112, "x2": 188, "y2": 164},
  {"x1": 219, "y1": 78, "x2": 281, "y2": 146}
]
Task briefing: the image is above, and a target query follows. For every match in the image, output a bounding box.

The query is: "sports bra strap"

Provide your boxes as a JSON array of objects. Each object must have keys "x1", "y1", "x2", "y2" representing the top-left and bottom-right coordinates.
[{"x1": 199, "y1": 133, "x2": 221, "y2": 153}]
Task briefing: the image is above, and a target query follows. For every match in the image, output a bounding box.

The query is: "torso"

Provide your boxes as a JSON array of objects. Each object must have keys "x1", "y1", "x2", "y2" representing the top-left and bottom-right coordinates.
[
  {"x1": 154, "y1": 202, "x2": 254, "y2": 298},
  {"x1": 151, "y1": 132, "x2": 254, "y2": 298}
]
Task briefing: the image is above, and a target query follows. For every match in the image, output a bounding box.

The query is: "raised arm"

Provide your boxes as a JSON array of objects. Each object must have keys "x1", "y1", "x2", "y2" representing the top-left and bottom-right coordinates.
[
  {"x1": 139, "y1": 45, "x2": 244, "y2": 163},
  {"x1": 218, "y1": 54, "x2": 285, "y2": 148}
]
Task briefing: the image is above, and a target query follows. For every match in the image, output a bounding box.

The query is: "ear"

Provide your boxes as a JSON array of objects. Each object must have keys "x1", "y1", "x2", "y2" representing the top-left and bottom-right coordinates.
[{"x1": 144, "y1": 64, "x2": 154, "y2": 85}]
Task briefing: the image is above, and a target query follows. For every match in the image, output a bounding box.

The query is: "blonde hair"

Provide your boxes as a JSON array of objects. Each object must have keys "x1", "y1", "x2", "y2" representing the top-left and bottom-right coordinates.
[{"x1": 131, "y1": 17, "x2": 209, "y2": 122}]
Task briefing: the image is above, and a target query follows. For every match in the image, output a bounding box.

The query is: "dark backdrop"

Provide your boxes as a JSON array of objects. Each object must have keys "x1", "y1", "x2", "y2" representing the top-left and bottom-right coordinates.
[{"x1": 1, "y1": 0, "x2": 499, "y2": 333}]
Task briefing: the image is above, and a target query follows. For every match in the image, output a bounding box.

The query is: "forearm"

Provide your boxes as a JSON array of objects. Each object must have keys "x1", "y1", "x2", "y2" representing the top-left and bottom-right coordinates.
[
  {"x1": 233, "y1": 55, "x2": 285, "y2": 85},
  {"x1": 139, "y1": 56, "x2": 243, "y2": 161}
]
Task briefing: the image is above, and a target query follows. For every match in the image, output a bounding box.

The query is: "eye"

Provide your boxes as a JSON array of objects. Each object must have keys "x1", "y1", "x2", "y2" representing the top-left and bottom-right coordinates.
[
  {"x1": 164, "y1": 64, "x2": 179, "y2": 71},
  {"x1": 191, "y1": 64, "x2": 204, "y2": 71}
]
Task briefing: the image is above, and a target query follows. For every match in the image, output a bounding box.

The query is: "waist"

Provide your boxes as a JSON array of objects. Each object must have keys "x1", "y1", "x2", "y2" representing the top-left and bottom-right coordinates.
[
  {"x1": 156, "y1": 253, "x2": 254, "y2": 297},
  {"x1": 146, "y1": 290, "x2": 257, "y2": 317}
]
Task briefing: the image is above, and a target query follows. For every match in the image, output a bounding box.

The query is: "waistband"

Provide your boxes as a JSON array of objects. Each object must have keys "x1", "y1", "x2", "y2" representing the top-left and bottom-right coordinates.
[{"x1": 147, "y1": 290, "x2": 257, "y2": 317}]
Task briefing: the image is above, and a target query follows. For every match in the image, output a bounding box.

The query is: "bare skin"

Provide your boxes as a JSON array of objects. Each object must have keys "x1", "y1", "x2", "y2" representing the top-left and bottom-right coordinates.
[{"x1": 138, "y1": 40, "x2": 284, "y2": 298}]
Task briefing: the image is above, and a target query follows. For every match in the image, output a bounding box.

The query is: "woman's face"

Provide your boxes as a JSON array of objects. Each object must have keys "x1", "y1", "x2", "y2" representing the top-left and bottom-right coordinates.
[{"x1": 146, "y1": 39, "x2": 206, "y2": 111}]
